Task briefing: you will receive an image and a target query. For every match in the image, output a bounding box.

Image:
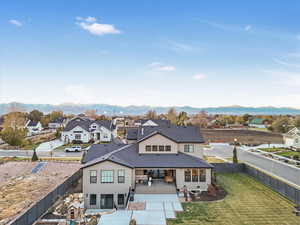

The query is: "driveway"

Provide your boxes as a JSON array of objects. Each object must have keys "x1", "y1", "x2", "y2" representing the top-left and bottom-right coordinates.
[{"x1": 36, "y1": 139, "x2": 64, "y2": 152}]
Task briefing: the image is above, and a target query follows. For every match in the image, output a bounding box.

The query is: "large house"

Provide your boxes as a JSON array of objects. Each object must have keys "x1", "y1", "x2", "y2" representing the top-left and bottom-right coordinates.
[
  {"x1": 283, "y1": 127, "x2": 300, "y2": 149},
  {"x1": 25, "y1": 120, "x2": 43, "y2": 136},
  {"x1": 248, "y1": 118, "x2": 267, "y2": 129},
  {"x1": 81, "y1": 125, "x2": 213, "y2": 209},
  {"x1": 61, "y1": 117, "x2": 117, "y2": 144},
  {"x1": 134, "y1": 119, "x2": 171, "y2": 127},
  {"x1": 48, "y1": 117, "x2": 68, "y2": 129}
]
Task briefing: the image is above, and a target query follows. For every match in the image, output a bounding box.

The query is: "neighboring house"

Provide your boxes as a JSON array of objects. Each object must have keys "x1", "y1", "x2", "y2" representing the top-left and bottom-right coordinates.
[
  {"x1": 81, "y1": 125, "x2": 213, "y2": 209},
  {"x1": 248, "y1": 118, "x2": 267, "y2": 129},
  {"x1": 26, "y1": 120, "x2": 43, "y2": 136},
  {"x1": 283, "y1": 127, "x2": 300, "y2": 148},
  {"x1": 48, "y1": 117, "x2": 68, "y2": 129},
  {"x1": 61, "y1": 117, "x2": 117, "y2": 144},
  {"x1": 134, "y1": 119, "x2": 171, "y2": 127}
]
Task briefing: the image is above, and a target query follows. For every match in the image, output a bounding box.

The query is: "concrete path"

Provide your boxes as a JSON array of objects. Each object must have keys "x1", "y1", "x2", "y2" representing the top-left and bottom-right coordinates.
[{"x1": 36, "y1": 139, "x2": 64, "y2": 152}]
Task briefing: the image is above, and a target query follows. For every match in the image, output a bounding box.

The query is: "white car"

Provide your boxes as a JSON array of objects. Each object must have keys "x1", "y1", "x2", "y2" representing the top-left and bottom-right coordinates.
[{"x1": 64, "y1": 146, "x2": 82, "y2": 152}]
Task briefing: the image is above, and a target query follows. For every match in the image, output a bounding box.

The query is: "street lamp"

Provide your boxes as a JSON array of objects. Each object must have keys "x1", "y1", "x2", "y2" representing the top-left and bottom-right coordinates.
[{"x1": 233, "y1": 138, "x2": 238, "y2": 163}]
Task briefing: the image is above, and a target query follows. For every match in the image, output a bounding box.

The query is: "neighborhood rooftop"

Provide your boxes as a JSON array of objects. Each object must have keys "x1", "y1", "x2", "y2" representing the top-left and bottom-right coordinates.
[{"x1": 63, "y1": 117, "x2": 115, "y2": 132}]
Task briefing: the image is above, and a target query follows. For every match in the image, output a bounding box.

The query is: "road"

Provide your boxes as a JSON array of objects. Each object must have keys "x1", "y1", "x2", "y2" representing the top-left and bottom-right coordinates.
[
  {"x1": 205, "y1": 144, "x2": 300, "y2": 188},
  {"x1": 0, "y1": 149, "x2": 83, "y2": 158}
]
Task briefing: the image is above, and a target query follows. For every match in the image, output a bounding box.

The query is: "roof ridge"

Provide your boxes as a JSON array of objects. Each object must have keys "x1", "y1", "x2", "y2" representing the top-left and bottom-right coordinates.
[{"x1": 102, "y1": 144, "x2": 133, "y2": 160}]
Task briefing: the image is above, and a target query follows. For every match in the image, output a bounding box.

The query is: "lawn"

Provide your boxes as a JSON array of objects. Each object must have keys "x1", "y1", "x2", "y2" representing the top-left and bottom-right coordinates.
[
  {"x1": 259, "y1": 147, "x2": 289, "y2": 153},
  {"x1": 276, "y1": 151, "x2": 300, "y2": 159},
  {"x1": 54, "y1": 143, "x2": 90, "y2": 150},
  {"x1": 168, "y1": 173, "x2": 299, "y2": 225}
]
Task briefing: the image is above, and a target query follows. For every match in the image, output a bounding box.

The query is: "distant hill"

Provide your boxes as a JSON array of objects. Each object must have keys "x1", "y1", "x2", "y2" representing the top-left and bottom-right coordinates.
[{"x1": 0, "y1": 102, "x2": 300, "y2": 115}]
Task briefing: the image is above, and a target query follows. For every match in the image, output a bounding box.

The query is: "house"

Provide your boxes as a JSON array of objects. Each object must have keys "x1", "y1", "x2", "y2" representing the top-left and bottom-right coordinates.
[
  {"x1": 25, "y1": 120, "x2": 43, "y2": 136},
  {"x1": 48, "y1": 117, "x2": 68, "y2": 129},
  {"x1": 81, "y1": 125, "x2": 213, "y2": 209},
  {"x1": 248, "y1": 118, "x2": 267, "y2": 129},
  {"x1": 134, "y1": 119, "x2": 171, "y2": 127},
  {"x1": 61, "y1": 117, "x2": 117, "y2": 144},
  {"x1": 283, "y1": 127, "x2": 300, "y2": 149}
]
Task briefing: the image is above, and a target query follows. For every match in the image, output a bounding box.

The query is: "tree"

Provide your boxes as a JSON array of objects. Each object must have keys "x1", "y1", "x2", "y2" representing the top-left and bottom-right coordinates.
[
  {"x1": 1, "y1": 127, "x2": 27, "y2": 146},
  {"x1": 177, "y1": 111, "x2": 189, "y2": 126},
  {"x1": 85, "y1": 109, "x2": 98, "y2": 119},
  {"x1": 145, "y1": 110, "x2": 158, "y2": 119},
  {"x1": 49, "y1": 111, "x2": 64, "y2": 121},
  {"x1": 190, "y1": 111, "x2": 209, "y2": 128},
  {"x1": 166, "y1": 107, "x2": 177, "y2": 124},
  {"x1": 28, "y1": 110, "x2": 43, "y2": 122},
  {"x1": 55, "y1": 127, "x2": 63, "y2": 138},
  {"x1": 233, "y1": 145, "x2": 238, "y2": 163},
  {"x1": 270, "y1": 117, "x2": 290, "y2": 133},
  {"x1": 294, "y1": 116, "x2": 300, "y2": 128},
  {"x1": 3, "y1": 111, "x2": 26, "y2": 129},
  {"x1": 31, "y1": 148, "x2": 39, "y2": 161}
]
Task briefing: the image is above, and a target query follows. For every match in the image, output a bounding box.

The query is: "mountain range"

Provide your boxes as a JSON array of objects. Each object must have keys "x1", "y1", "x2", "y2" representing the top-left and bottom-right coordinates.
[{"x1": 1, "y1": 103, "x2": 300, "y2": 115}]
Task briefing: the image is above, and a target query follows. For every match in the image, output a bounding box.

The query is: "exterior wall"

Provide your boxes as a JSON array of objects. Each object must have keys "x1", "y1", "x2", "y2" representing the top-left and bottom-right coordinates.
[
  {"x1": 83, "y1": 161, "x2": 133, "y2": 209},
  {"x1": 178, "y1": 143, "x2": 204, "y2": 159},
  {"x1": 138, "y1": 134, "x2": 178, "y2": 154},
  {"x1": 284, "y1": 135, "x2": 300, "y2": 148},
  {"x1": 249, "y1": 124, "x2": 266, "y2": 129},
  {"x1": 61, "y1": 126, "x2": 91, "y2": 143},
  {"x1": 175, "y1": 168, "x2": 211, "y2": 191},
  {"x1": 48, "y1": 123, "x2": 62, "y2": 129},
  {"x1": 27, "y1": 122, "x2": 43, "y2": 136}
]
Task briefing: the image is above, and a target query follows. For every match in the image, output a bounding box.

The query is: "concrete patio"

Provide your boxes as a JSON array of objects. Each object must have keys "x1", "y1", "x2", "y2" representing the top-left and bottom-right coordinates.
[{"x1": 135, "y1": 181, "x2": 177, "y2": 194}]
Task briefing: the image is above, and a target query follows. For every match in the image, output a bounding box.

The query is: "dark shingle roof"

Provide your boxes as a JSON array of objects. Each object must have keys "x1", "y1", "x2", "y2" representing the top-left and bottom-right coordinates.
[
  {"x1": 50, "y1": 117, "x2": 65, "y2": 124},
  {"x1": 27, "y1": 120, "x2": 39, "y2": 127},
  {"x1": 63, "y1": 117, "x2": 115, "y2": 132},
  {"x1": 82, "y1": 143, "x2": 213, "y2": 169},
  {"x1": 126, "y1": 128, "x2": 139, "y2": 140},
  {"x1": 135, "y1": 119, "x2": 171, "y2": 127},
  {"x1": 137, "y1": 126, "x2": 205, "y2": 143}
]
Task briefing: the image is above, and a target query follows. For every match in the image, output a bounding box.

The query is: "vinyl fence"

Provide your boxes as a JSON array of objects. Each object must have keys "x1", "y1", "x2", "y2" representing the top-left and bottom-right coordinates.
[
  {"x1": 10, "y1": 169, "x2": 82, "y2": 225},
  {"x1": 212, "y1": 163, "x2": 300, "y2": 205}
]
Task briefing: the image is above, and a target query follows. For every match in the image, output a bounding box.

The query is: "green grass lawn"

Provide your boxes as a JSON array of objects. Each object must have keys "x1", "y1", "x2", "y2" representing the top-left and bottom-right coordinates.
[
  {"x1": 276, "y1": 151, "x2": 300, "y2": 158},
  {"x1": 54, "y1": 143, "x2": 90, "y2": 150},
  {"x1": 259, "y1": 147, "x2": 289, "y2": 153},
  {"x1": 168, "y1": 173, "x2": 299, "y2": 225}
]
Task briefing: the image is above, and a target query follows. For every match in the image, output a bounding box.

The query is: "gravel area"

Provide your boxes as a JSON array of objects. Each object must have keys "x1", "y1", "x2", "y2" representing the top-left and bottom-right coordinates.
[{"x1": 0, "y1": 161, "x2": 81, "y2": 225}]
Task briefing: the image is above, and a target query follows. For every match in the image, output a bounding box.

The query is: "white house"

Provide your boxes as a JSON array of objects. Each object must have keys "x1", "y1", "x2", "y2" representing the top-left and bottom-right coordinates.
[
  {"x1": 134, "y1": 119, "x2": 171, "y2": 127},
  {"x1": 25, "y1": 120, "x2": 43, "y2": 136},
  {"x1": 283, "y1": 127, "x2": 300, "y2": 149},
  {"x1": 61, "y1": 117, "x2": 117, "y2": 144},
  {"x1": 48, "y1": 117, "x2": 68, "y2": 129}
]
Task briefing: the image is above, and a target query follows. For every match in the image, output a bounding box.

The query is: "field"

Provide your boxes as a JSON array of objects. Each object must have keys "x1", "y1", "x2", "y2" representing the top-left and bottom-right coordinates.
[
  {"x1": 259, "y1": 147, "x2": 288, "y2": 152},
  {"x1": 168, "y1": 173, "x2": 299, "y2": 225},
  {"x1": 276, "y1": 151, "x2": 300, "y2": 158},
  {"x1": 202, "y1": 129, "x2": 283, "y2": 145},
  {"x1": 0, "y1": 161, "x2": 81, "y2": 225}
]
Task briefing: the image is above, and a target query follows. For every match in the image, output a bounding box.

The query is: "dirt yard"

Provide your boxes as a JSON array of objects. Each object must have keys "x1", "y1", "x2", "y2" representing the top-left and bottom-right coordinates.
[
  {"x1": 202, "y1": 129, "x2": 283, "y2": 145},
  {"x1": 0, "y1": 161, "x2": 81, "y2": 225}
]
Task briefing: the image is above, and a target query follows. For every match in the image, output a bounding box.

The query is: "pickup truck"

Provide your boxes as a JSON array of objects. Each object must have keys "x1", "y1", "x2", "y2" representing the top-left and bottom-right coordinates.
[{"x1": 64, "y1": 146, "x2": 82, "y2": 152}]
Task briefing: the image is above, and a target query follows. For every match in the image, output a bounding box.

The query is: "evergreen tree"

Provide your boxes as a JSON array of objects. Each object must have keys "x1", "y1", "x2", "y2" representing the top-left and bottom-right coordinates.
[
  {"x1": 32, "y1": 148, "x2": 39, "y2": 161},
  {"x1": 233, "y1": 146, "x2": 238, "y2": 163}
]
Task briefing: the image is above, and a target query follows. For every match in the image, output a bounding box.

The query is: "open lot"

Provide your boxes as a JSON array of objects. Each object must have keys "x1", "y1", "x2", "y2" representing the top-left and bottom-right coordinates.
[
  {"x1": 202, "y1": 129, "x2": 283, "y2": 145},
  {"x1": 0, "y1": 161, "x2": 81, "y2": 225},
  {"x1": 168, "y1": 173, "x2": 299, "y2": 225}
]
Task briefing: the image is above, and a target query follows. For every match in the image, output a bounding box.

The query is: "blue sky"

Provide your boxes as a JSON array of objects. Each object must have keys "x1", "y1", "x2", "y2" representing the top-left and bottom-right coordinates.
[{"x1": 1, "y1": 0, "x2": 300, "y2": 108}]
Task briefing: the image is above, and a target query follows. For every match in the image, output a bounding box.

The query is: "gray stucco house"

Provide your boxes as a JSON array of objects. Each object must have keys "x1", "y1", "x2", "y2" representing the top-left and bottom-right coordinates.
[{"x1": 82, "y1": 125, "x2": 213, "y2": 209}]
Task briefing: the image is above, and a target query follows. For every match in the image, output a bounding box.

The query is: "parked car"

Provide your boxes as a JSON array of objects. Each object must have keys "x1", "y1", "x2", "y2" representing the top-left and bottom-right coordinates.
[{"x1": 64, "y1": 146, "x2": 82, "y2": 152}]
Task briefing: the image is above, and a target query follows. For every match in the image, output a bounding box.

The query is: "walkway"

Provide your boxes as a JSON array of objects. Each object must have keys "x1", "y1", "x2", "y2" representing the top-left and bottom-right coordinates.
[{"x1": 36, "y1": 139, "x2": 64, "y2": 152}]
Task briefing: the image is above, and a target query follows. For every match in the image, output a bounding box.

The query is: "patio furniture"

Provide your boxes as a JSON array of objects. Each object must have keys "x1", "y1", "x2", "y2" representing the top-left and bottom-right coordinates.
[
  {"x1": 294, "y1": 205, "x2": 300, "y2": 216},
  {"x1": 164, "y1": 175, "x2": 174, "y2": 183}
]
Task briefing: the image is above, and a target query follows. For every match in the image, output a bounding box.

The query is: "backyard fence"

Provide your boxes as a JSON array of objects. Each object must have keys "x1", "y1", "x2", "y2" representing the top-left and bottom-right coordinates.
[
  {"x1": 212, "y1": 162, "x2": 300, "y2": 205},
  {"x1": 9, "y1": 169, "x2": 82, "y2": 225}
]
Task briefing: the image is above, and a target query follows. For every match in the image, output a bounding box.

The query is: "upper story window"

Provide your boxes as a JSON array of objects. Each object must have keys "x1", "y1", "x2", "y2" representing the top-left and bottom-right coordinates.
[
  {"x1": 103, "y1": 134, "x2": 109, "y2": 138},
  {"x1": 101, "y1": 170, "x2": 114, "y2": 183},
  {"x1": 165, "y1": 145, "x2": 171, "y2": 151},
  {"x1": 159, "y1": 145, "x2": 165, "y2": 151},
  {"x1": 152, "y1": 145, "x2": 158, "y2": 151},
  {"x1": 146, "y1": 145, "x2": 151, "y2": 152},
  {"x1": 92, "y1": 125, "x2": 97, "y2": 129},
  {"x1": 118, "y1": 169, "x2": 125, "y2": 183},
  {"x1": 90, "y1": 170, "x2": 97, "y2": 183},
  {"x1": 184, "y1": 144, "x2": 194, "y2": 153}
]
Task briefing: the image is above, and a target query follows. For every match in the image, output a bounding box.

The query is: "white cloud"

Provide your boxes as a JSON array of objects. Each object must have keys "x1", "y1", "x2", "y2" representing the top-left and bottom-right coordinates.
[
  {"x1": 9, "y1": 19, "x2": 22, "y2": 27},
  {"x1": 273, "y1": 58, "x2": 300, "y2": 68},
  {"x1": 244, "y1": 25, "x2": 252, "y2": 31},
  {"x1": 76, "y1": 16, "x2": 120, "y2": 36},
  {"x1": 148, "y1": 62, "x2": 176, "y2": 72},
  {"x1": 193, "y1": 74, "x2": 206, "y2": 80}
]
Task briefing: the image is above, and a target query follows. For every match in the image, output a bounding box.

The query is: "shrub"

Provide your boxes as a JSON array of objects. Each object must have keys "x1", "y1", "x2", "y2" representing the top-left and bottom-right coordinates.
[
  {"x1": 293, "y1": 155, "x2": 299, "y2": 161},
  {"x1": 129, "y1": 218, "x2": 137, "y2": 225},
  {"x1": 31, "y1": 148, "x2": 39, "y2": 161},
  {"x1": 1, "y1": 127, "x2": 27, "y2": 146},
  {"x1": 72, "y1": 140, "x2": 83, "y2": 144}
]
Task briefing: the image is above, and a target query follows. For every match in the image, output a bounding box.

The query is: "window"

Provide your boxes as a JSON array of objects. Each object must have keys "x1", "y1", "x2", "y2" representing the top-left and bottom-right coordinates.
[
  {"x1": 159, "y1": 145, "x2": 165, "y2": 151},
  {"x1": 152, "y1": 145, "x2": 158, "y2": 151},
  {"x1": 74, "y1": 131, "x2": 83, "y2": 133},
  {"x1": 118, "y1": 170, "x2": 125, "y2": 183},
  {"x1": 101, "y1": 170, "x2": 114, "y2": 183},
  {"x1": 146, "y1": 145, "x2": 151, "y2": 152},
  {"x1": 104, "y1": 133, "x2": 108, "y2": 138},
  {"x1": 75, "y1": 134, "x2": 81, "y2": 140},
  {"x1": 90, "y1": 194, "x2": 97, "y2": 205},
  {"x1": 165, "y1": 145, "x2": 171, "y2": 151},
  {"x1": 199, "y1": 169, "x2": 206, "y2": 182},
  {"x1": 192, "y1": 169, "x2": 199, "y2": 182},
  {"x1": 90, "y1": 170, "x2": 97, "y2": 183},
  {"x1": 118, "y1": 194, "x2": 125, "y2": 205},
  {"x1": 70, "y1": 209, "x2": 75, "y2": 219},
  {"x1": 184, "y1": 144, "x2": 194, "y2": 153},
  {"x1": 184, "y1": 169, "x2": 191, "y2": 182}
]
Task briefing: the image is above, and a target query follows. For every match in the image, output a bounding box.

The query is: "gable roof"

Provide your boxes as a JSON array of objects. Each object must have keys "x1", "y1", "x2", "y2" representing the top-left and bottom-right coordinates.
[
  {"x1": 249, "y1": 118, "x2": 265, "y2": 125},
  {"x1": 137, "y1": 126, "x2": 205, "y2": 143},
  {"x1": 126, "y1": 128, "x2": 139, "y2": 140},
  {"x1": 49, "y1": 117, "x2": 65, "y2": 124},
  {"x1": 82, "y1": 143, "x2": 213, "y2": 169},
  {"x1": 27, "y1": 120, "x2": 40, "y2": 127},
  {"x1": 135, "y1": 119, "x2": 171, "y2": 127},
  {"x1": 63, "y1": 117, "x2": 115, "y2": 132}
]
